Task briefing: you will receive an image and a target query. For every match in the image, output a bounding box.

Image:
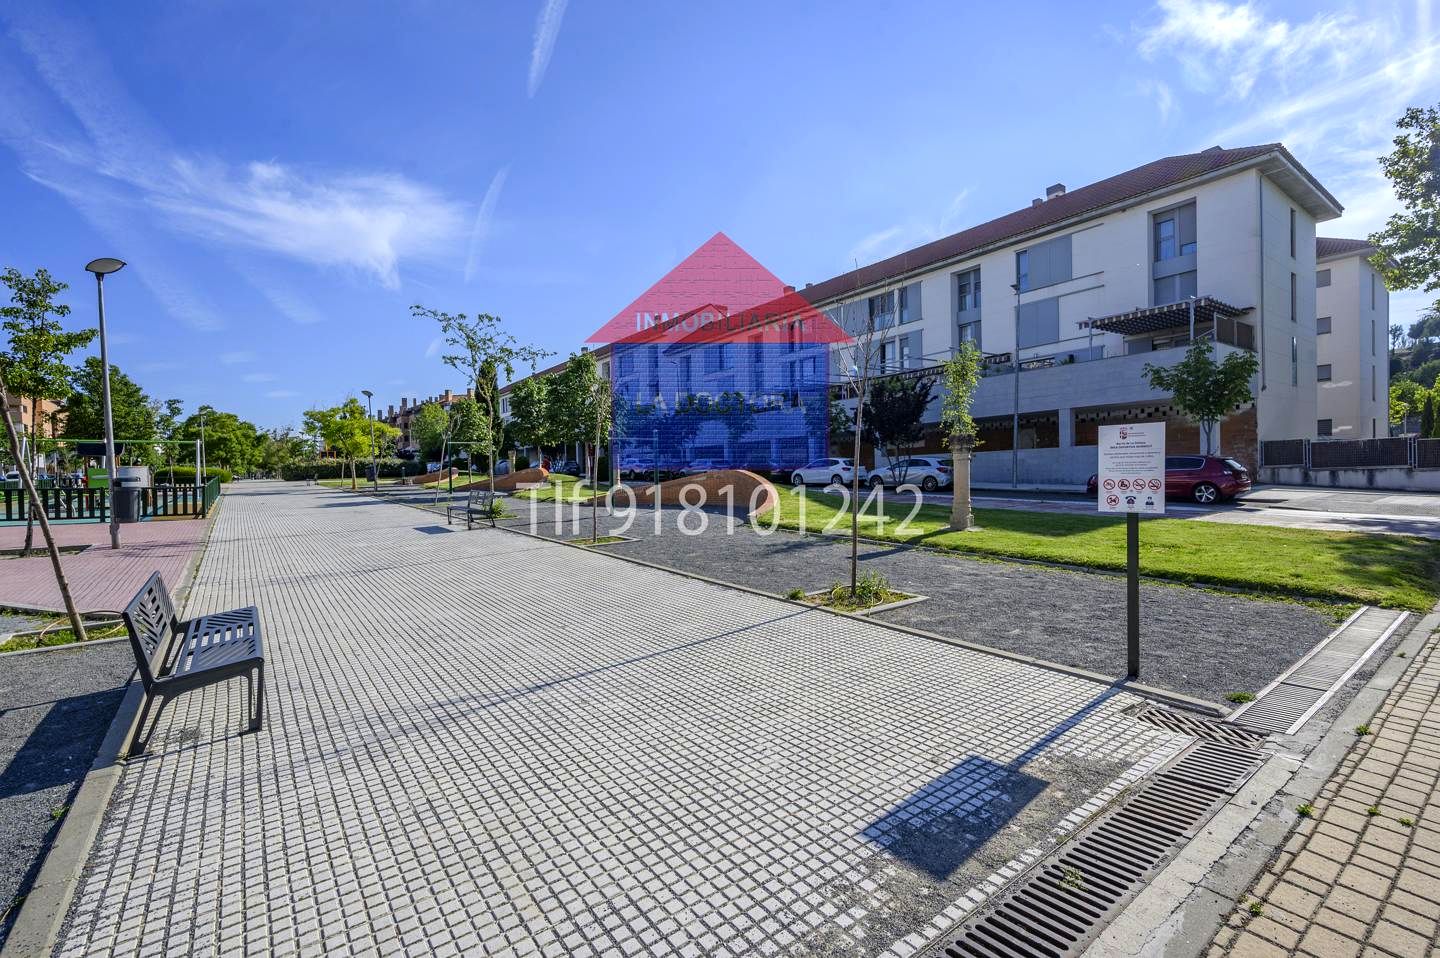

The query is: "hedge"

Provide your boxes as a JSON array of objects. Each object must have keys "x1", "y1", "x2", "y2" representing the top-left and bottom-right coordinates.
[
  {"x1": 278, "y1": 459, "x2": 429, "y2": 481},
  {"x1": 154, "y1": 465, "x2": 234, "y2": 484}
]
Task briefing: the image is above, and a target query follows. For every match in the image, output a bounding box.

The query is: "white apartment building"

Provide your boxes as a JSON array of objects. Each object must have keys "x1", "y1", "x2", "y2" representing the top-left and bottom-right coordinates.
[
  {"x1": 801, "y1": 143, "x2": 1341, "y2": 485},
  {"x1": 1315, "y1": 238, "x2": 1390, "y2": 440}
]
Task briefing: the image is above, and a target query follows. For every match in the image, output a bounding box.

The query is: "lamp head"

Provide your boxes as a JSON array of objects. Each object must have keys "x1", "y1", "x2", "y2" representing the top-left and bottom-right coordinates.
[
  {"x1": 361, "y1": 389, "x2": 373, "y2": 398},
  {"x1": 85, "y1": 258, "x2": 126, "y2": 276}
]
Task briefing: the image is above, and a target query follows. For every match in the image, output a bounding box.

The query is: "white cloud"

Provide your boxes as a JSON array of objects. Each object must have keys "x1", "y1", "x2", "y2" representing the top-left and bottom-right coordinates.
[
  {"x1": 265, "y1": 389, "x2": 298, "y2": 399},
  {"x1": 252, "y1": 279, "x2": 328, "y2": 326},
  {"x1": 1137, "y1": 0, "x2": 1388, "y2": 99},
  {"x1": 0, "y1": 8, "x2": 470, "y2": 312},
  {"x1": 156, "y1": 158, "x2": 466, "y2": 289},
  {"x1": 221, "y1": 350, "x2": 256, "y2": 365},
  {"x1": 464, "y1": 166, "x2": 510, "y2": 283},
  {"x1": 528, "y1": 0, "x2": 569, "y2": 97},
  {"x1": 1139, "y1": 78, "x2": 1176, "y2": 123},
  {"x1": 846, "y1": 189, "x2": 972, "y2": 269},
  {"x1": 242, "y1": 372, "x2": 276, "y2": 383}
]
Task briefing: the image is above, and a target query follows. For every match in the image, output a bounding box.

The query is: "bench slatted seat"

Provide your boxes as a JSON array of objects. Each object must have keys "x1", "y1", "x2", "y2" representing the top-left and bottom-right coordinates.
[
  {"x1": 446, "y1": 485, "x2": 497, "y2": 529},
  {"x1": 122, "y1": 572, "x2": 265, "y2": 757}
]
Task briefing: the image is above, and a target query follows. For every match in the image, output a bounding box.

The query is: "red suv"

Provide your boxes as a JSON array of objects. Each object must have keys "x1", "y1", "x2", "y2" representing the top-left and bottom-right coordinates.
[{"x1": 1087, "y1": 455, "x2": 1251, "y2": 505}]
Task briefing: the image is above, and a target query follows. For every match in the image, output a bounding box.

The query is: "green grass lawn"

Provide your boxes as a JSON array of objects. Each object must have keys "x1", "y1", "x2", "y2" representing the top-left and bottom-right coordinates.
[
  {"x1": 769, "y1": 490, "x2": 1440, "y2": 611},
  {"x1": 513, "y1": 474, "x2": 610, "y2": 502},
  {"x1": 317, "y1": 477, "x2": 407, "y2": 489},
  {"x1": 0, "y1": 621, "x2": 127, "y2": 653}
]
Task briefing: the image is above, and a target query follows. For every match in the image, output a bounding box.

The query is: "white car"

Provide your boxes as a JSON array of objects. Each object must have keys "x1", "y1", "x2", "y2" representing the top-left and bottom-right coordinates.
[
  {"x1": 790, "y1": 457, "x2": 868, "y2": 487},
  {"x1": 871, "y1": 455, "x2": 954, "y2": 492}
]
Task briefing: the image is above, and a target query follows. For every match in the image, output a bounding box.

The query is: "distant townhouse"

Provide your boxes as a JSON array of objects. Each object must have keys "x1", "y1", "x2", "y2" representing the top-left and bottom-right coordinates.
[
  {"x1": 378, "y1": 388, "x2": 474, "y2": 455},
  {"x1": 1314, "y1": 238, "x2": 1390, "y2": 440},
  {"x1": 800, "y1": 143, "x2": 1340, "y2": 484}
]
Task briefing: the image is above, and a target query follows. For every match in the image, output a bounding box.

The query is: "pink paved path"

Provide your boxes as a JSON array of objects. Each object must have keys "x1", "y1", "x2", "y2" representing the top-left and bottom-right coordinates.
[{"x1": 0, "y1": 511, "x2": 214, "y2": 613}]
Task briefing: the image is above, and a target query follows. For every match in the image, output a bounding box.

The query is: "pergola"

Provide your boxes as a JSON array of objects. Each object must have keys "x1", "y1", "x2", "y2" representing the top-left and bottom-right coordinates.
[{"x1": 1080, "y1": 296, "x2": 1253, "y2": 338}]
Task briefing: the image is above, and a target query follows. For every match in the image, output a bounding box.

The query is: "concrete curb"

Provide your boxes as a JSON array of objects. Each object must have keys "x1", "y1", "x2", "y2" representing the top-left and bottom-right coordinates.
[
  {"x1": 0, "y1": 496, "x2": 223, "y2": 958},
  {"x1": 1086, "y1": 601, "x2": 1440, "y2": 956}
]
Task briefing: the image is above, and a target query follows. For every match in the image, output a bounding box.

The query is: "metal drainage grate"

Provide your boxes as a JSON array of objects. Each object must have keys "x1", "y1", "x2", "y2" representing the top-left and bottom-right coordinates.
[
  {"x1": 1131, "y1": 705, "x2": 1267, "y2": 749},
  {"x1": 1229, "y1": 607, "x2": 1408, "y2": 736},
  {"x1": 926, "y1": 741, "x2": 1263, "y2": 958}
]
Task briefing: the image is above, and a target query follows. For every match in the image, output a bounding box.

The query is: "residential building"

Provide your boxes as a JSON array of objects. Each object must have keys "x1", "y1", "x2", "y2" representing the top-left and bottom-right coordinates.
[
  {"x1": 1314, "y1": 237, "x2": 1390, "y2": 439},
  {"x1": 378, "y1": 388, "x2": 473, "y2": 455},
  {"x1": 801, "y1": 143, "x2": 1339, "y2": 485},
  {"x1": 490, "y1": 143, "x2": 1346, "y2": 487}
]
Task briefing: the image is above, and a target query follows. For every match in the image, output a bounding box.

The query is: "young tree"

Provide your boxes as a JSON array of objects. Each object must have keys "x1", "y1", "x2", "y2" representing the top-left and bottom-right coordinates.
[
  {"x1": 301, "y1": 399, "x2": 399, "y2": 489},
  {"x1": 410, "y1": 402, "x2": 449, "y2": 463},
  {"x1": 1, "y1": 267, "x2": 96, "y2": 553},
  {"x1": 1422, "y1": 393, "x2": 1436, "y2": 439},
  {"x1": 153, "y1": 398, "x2": 185, "y2": 483},
  {"x1": 507, "y1": 373, "x2": 554, "y2": 467},
  {"x1": 939, "y1": 343, "x2": 984, "y2": 530},
  {"x1": 447, "y1": 396, "x2": 490, "y2": 470},
  {"x1": 832, "y1": 299, "x2": 881, "y2": 596},
  {"x1": 863, "y1": 376, "x2": 935, "y2": 486},
  {"x1": 0, "y1": 365, "x2": 88, "y2": 640},
  {"x1": 1369, "y1": 104, "x2": 1440, "y2": 317},
  {"x1": 412, "y1": 306, "x2": 550, "y2": 500},
  {"x1": 713, "y1": 390, "x2": 755, "y2": 467},
  {"x1": 1144, "y1": 340, "x2": 1260, "y2": 455},
  {"x1": 178, "y1": 408, "x2": 268, "y2": 477},
  {"x1": 549, "y1": 351, "x2": 611, "y2": 486}
]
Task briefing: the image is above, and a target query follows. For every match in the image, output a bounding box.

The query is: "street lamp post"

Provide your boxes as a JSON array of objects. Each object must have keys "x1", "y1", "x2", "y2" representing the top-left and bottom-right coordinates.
[
  {"x1": 361, "y1": 390, "x2": 377, "y2": 489},
  {"x1": 1010, "y1": 282, "x2": 1022, "y2": 489},
  {"x1": 199, "y1": 409, "x2": 208, "y2": 482},
  {"x1": 85, "y1": 258, "x2": 125, "y2": 549}
]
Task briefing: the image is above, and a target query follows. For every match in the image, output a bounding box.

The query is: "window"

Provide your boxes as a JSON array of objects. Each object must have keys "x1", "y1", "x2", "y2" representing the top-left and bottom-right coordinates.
[
  {"x1": 1372, "y1": 370, "x2": 1377, "y2": 402},
  {"x1": 958, "y1": 319, "x2": 981, "y2": 347},
  {"x1": 955, "y1": 267, "x2": 981, "y2": 313},
  {"x1": 1289, "y1": 208, "x2": 1297, "y2": 257},
  {"x1": 1013, "y1": 235, "x2": 1073, "y2": 293},
  {"x1": 1371, "y1": 273, "x2": 1377, "y2": 309},
  {"x1": 1153, "y1": 271, "x2": 1197, "y2": 306},
  {"x1": 899, "y1": 337, "x2": 913, "y2": 368},
  {"x1": 868, "y1": 291, "x2": 896, "y2": 330},
  {"x1": 1015, "y1": 250, "x2": 1029, "y2": 292},
  {"x1": 1372, "y1": 319, "x2": 1377, "y2": 355},
  {"x1": 1317, "y1": 316, "x2": 1332, "y2": 334},
  {"x1": 897, "y1": 284, "x2": 920, "y2": 324},
  {"x1": 1016, "y1": 296, "x2": 1060, "y2": 348},
  {"x1": 1291, "y1": 336, "x2": 1298, "y2": 386},
  {"x1": 1316, "y1": 269, "x2": 1331, "y2": 288},
  {"x1": 1153, "y1": 202, "x2": 1197, "y2": 261},
  {"x1": 704, "y1": 344, "x2": 731, "y2": 373},
  {"x1": 1290, "y1": 273, "x2": 1297, "y2": 322},
  {"x1": 1318, "y1": 419, "x2": 1333, "y2": 437},
  {"x1": 1317, "y1": 364, "x2": 1332, "y2": 382}
]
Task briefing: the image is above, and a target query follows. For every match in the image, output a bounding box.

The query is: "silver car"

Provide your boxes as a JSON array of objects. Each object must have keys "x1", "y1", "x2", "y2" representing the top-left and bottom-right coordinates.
[
  {"x1": 790, "y1": 457, "x2": 868, "y2": 487},
  {"x1": 870, "y1": 455, "x2": 954, "y2": 492}
]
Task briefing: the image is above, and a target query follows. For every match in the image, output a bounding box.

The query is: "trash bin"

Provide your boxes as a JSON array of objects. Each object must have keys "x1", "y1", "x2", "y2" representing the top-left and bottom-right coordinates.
[{"x1": 112, "y1": 487, "x2": 143, "y2": 523}]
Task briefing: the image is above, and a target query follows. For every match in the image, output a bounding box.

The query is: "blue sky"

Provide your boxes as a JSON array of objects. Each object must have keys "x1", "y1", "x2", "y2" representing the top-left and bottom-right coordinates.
[{"x1": 1, "y1": 0, "x2": 1435, "y2": 428}]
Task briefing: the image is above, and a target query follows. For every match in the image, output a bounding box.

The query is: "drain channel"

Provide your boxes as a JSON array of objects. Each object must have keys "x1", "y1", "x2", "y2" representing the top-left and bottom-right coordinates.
[
  {"x1": 1228, "y1": 606, "x2": 1408, "y2": 736},
  {"x1": 1132, "y1": 705, "x2": 1267, "y2": 749},
  {"x1": 924, "y1": 740, "x2": 1264, "y2": 958}
]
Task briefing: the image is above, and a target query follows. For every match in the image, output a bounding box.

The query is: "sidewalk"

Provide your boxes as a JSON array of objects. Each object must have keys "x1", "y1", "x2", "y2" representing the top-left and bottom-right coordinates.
[
  {"x1": 1212, "y1": 631, "x2": 1440, "y2": 957},
  {"x1": 0, "y1": 517, "x2": 212, "y2": 614}
]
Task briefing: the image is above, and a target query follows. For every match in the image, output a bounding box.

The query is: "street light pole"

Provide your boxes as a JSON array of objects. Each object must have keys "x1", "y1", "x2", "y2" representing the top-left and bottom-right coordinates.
[
  {"x1": 86, "y1": 258, "x2": 125, "y2": 549},
  {"x1": 362, "y1": 390, "x2": 377, "y2": 490},
  {"x1": 199, "y1": 410, "x2": 207, "y2": 480}
]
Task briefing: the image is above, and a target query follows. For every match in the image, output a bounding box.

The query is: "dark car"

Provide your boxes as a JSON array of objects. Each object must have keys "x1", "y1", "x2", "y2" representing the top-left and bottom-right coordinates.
[
  {"x1": 550, "y1": 459, "x2": 581, "y2": 476},
  {"x1": 1087, "y1": 455, "x2": 1251, "y2": 505}
]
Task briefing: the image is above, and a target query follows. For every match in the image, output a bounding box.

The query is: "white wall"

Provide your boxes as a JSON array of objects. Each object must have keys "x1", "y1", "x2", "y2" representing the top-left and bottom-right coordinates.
[{"x1": 1317, "y1": 254, "x2": 1389, "y2": 439}]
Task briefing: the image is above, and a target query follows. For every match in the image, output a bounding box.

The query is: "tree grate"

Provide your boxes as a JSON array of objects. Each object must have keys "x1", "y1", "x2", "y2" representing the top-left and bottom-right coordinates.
[{"x1": 924, "y1": 740, "x2": 1263, "y2": 958}]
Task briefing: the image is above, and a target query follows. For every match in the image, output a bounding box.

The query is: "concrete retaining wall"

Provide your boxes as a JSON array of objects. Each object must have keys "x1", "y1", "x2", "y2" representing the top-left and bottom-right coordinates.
[{"x1": 1259, "y1": 465, "x2": 1440, "y2": 492}]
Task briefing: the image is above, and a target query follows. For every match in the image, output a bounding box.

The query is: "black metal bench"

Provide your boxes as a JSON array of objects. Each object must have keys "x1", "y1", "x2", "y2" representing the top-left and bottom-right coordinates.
[
  {"x1": 446, "y1": 485, "x2": 497, "y2": 529},
  {"x1": 121, "y1": 572, "x2": 265, "y2": 757}
]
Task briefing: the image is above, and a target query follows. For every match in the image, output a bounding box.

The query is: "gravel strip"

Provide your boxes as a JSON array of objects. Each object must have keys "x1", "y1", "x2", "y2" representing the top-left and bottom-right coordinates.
[
  {"x1": 497, "y1": 500, "x2": 1337, "y2": 705},
  {"x1": 0, "y1": 643, "x2": 134, "y2": 948}
]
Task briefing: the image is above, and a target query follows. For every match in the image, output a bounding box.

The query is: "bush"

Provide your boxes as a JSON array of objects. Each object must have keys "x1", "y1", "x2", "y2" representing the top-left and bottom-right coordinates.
[
  {"x1": 155, "y1": 465, "x2": 233, "y2": 484},
  {"x1": 278, "y1": 459, "x2": 426, "y2": 481}
]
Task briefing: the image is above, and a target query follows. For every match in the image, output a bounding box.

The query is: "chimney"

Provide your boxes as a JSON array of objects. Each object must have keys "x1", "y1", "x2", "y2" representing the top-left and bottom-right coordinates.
[
  {"x1": 1046, "y1": 183, "x2": 1066, "y2": 200},
  {"x1": 400, "y1": 397, "x2": 408, "y2": 410},
  {"x1": 442, "y1": 389, "x2": 453, "y2": 403},
  {"x1": 1032, "y1": 198, "x2": 1043, "y2": 208},
  {"x1": 783, "y1": 285, "x2": 796, "y2": 294}
]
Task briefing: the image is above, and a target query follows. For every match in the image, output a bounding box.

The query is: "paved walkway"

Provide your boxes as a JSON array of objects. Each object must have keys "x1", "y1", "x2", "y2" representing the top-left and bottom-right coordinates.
[
  {"x1": 0, "y1": 517, "x2": 212, "y2": 614},
  {"x1": 1212, "y1": 630, "x2": 1440, "y2": 957},
  {"x1": 54, "y1": 483, "x2": 1193, "y2": 957}
]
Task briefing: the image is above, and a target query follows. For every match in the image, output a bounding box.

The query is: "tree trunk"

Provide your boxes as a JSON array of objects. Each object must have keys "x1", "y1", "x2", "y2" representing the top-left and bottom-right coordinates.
[
  {"x1": 22, "y1": 397, "x2": 37, "y2": 556},
  {"x1": 0, "y1": 372, "x2": 87, "y2": 641},
  {"x1": 949, "y1": 437, "x2": 974, "y2": 531},
  {"x1": 850, "y1": 399, "x2": 864, "y2": 595}
]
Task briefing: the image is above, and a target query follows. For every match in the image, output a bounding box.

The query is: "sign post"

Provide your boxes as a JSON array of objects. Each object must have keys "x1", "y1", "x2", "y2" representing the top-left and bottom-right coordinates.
[{"x1": 1097, "y1": 422, "x2": 1166, "y2": 680}]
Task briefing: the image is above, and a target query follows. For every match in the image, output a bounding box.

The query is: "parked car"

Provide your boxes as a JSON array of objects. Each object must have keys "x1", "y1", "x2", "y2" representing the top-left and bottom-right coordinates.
[
  {"x1": 790, "y1": 457, "x2": 868, "y2": 487},
  {"x1": 680, "y1": 459, "x2": 723, "y2": 476},
  {"x1": 1086, "y1": 454, "x2": 1251, "y2": 504},
  {"x1": 551, "y1": 459, "x2": 581, "y2": 476},
  {"x1": 871, "y1": 456, "x2": 954, "y2": 492}
]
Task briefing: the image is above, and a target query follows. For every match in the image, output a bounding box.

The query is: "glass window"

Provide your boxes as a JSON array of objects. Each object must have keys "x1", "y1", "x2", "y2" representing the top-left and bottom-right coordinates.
[
  {"x1": 1154, "y1": 216, "x2": 1177, "y2": 261},
  {"x1": 1290, "y1": 208, "x2": 1297, "y2": 258},
  {"x1": 955, "y1": 267, "x2": 981, "y2": 313},
  {"x1": 1290, "y1": 273, "x2": 1297, "y2": 322},
  {"x1": 1316, "y1": 269, "x2": 1331, "y2": 288},
  {"x1": 1153, "y1": 271, "x2": 1197, "y2": 306},
  {"x1": 869, "y1": 291, "x2": 895, "y2": 329},
  {"x1": 1317, "y1": 316, "x2": 1331, "y2": 334},
  {"x1": 1318, "y1": 419, "x2": 1332, "y2": 436},
  {"x1": 1015, "y1": 250, "x2": 1030, "y2": 292},
  {"x1": 958, "y1": 320, "x2": 981, "y2": 347},
  {"x1": 1318, "y1": 364, "x2": 1332, "y2": 381},
  {"x1": 1291, "y1": 336, "x2": 1298, "y2": 386}
]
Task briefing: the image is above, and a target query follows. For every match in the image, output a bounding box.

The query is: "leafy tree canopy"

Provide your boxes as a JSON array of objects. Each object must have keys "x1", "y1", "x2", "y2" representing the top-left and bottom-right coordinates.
[
  {"x1": 1369, "y1": 104, "x2": 1440, "y2": 315},
  {"x1": 1, "y1": 266, "x2": 96, "y2": 434},
  {"x1": 1144, "y1": 340, "x2": 1259, "y2": 453},
  {"x1": 410, "y1": 402, "x2": 449, "y2": 460},
  {"x1": 61, "y1": 357, "x2": 158, "y2": 461}
]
